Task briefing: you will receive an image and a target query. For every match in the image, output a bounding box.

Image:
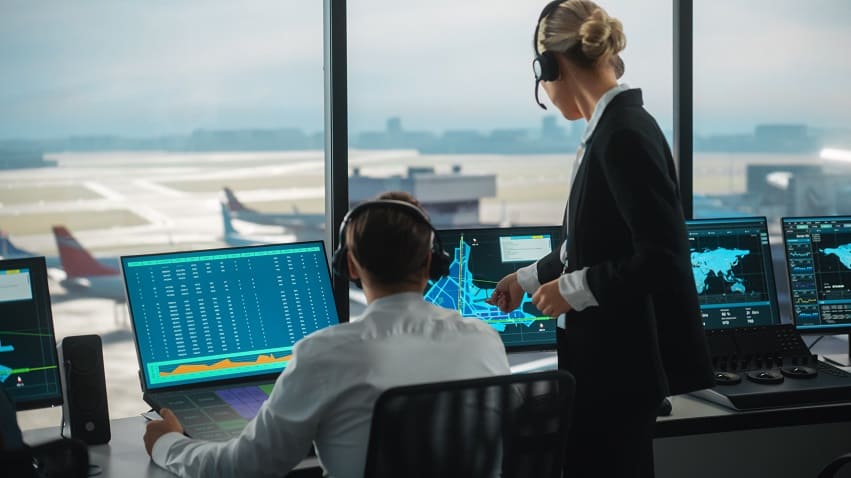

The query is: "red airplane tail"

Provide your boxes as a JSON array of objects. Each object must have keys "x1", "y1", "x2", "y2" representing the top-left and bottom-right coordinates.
[
  {"x1": 52, "y1": 226, "x2": 119, "y2": 278},
  {"x1": 223, "y1": 187, "x2": 252, "y2": 212}
]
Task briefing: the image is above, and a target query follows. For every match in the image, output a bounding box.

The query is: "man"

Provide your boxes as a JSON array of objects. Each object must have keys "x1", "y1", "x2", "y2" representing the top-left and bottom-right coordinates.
[{"x1": 144, "y1": 192, "x2": 510, "y2": 477}]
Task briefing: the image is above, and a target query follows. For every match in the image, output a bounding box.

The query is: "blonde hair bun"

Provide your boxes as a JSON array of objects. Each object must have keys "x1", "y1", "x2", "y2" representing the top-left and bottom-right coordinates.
[{"x1": 579, "y1": 8, "x2": 626, "y2": 62}]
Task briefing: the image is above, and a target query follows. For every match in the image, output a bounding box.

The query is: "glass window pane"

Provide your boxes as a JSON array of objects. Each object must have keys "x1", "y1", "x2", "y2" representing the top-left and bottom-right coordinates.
[
  {"x1": 693, "y1": 0, "x2": 851, "y2": 221},
  {"x1": 2, "y1": 1, "x2": 324, "y2": 429},
  {"x1": 347, "y1": 0, "x2": 673, "y2": 317}
]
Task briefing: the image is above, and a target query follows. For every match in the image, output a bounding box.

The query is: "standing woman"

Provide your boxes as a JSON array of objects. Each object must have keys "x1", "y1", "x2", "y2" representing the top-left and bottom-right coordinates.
[{"x1": 488, "y1": 1, "x2": 713, "y2": 476}]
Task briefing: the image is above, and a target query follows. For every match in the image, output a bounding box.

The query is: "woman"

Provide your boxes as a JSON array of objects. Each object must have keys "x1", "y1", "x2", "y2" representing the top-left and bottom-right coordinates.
[{"x1": 488, "y1": 1, "x2": 713, "y2": 476}]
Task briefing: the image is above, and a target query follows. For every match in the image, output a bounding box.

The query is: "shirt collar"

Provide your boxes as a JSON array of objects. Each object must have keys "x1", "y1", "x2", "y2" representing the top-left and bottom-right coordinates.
[
  {"x1": 581, "y1": 83, "x2": 631, "y2": 145},
  {"x1": 351, "y1": 291, "x2": 424, "y2": 322}
]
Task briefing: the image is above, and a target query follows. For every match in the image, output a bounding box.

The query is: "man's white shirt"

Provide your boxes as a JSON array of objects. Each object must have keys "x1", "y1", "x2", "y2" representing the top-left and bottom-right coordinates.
[{"x1": 151, "y1": 292, "x2": 511, "y2": 478}]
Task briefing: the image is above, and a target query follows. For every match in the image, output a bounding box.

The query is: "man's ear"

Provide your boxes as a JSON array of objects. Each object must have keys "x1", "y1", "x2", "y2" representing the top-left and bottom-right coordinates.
[{"x1": 346, "y1": 250, "x2": 361, "y2": 281}]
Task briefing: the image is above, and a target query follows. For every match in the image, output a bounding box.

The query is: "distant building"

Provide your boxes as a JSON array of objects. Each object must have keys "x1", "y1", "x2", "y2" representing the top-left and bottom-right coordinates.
[{"x1": 349, "y1": 165, "x2": 497, "y2": 226}]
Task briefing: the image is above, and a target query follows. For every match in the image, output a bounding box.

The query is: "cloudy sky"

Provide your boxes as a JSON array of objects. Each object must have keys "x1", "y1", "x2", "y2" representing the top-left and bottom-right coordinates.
[{"x1": 1, "y1": 0, "x2": 849, "y2": 140}]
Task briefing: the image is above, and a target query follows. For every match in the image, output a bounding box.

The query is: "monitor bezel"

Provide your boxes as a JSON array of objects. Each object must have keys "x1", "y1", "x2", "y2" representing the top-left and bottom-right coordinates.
[
  {"x1": 685, "y1": 216, "x2": 784, "y2": 331},
  {"x1": 781, "y1": 215, "x2": 851, "y2": 335},
  {"x1": 120, "y1": 240, "x2": 338, "y2": 393},
  {"x1": 432, "y1": 225, "x2": 564, "y2": 353},
  {"x1": 0, "y1": 256, "x2": 63, "y2": 411}
]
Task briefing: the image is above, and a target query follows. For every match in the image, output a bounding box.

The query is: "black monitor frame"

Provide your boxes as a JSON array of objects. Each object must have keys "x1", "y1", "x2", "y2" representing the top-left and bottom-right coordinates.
[
  {"x1": 685, "y1": 216, "x2": 783, "y2": 331},
  {"x1": 120, "y1": 240, "x2": 339, "y2": 394},
  {"x1": 0, "y1": 256, "x2": 63, "y2": 411},
  {"x1": 429, "y1": 225, "x2": 564, "y2": 352},
  {"x1": 781, "y1": 216, "x2": 851, "y2": 366}
]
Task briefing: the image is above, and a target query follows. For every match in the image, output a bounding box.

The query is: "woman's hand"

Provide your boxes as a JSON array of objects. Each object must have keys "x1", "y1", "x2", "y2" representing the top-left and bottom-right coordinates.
[
  {"x1": 486, "y1": 272, "x2": 525, "y2": 313},
  {"x1": 532, "y1": 278, "x2": 573, "y2": 317}
]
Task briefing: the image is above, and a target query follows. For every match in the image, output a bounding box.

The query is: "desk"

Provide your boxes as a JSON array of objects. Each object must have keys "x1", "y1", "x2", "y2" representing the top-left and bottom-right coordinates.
[
  {"x1": 24, "y1": 397, "x2": 851, "y2": 478},
  {"x1": 23, "y1": 417, "x2": 321, "y2": 478}
]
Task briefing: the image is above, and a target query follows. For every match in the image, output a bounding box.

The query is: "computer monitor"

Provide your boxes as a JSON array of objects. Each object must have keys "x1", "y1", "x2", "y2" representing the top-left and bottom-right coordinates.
[
  {"x1": 121, "y1": 242, "x2": 340, "y2": 391},
  {"x1": 424, "y1": 226, "x2": 563, "y2": 350},
  {"x1": 0, "y1": 257, "x2": 63, "y2": 410},
  {"x1": 686, "y1": 217, "x2": 782, "y2": 330},
  {"x1": 781, "y1": 216, "x2": 851, "y2": 364}
]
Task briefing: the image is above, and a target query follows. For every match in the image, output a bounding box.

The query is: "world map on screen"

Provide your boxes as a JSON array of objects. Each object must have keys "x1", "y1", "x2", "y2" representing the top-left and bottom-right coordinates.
[
  {"x1": 691, "y1": 248, "x2": 751, "y2": 294},
  {"x1": 822, "y1": 244, "x2": 851, "y2": 270}
]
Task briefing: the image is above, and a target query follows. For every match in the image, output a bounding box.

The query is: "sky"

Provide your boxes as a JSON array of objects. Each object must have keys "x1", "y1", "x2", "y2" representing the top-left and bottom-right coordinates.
[{"x1": 0, "y1": 0, "x2": 849, "y2": 140}]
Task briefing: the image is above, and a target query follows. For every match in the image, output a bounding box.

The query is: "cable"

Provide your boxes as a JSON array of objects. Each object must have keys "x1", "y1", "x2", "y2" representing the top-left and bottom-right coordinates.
[{"x1": 807, "y1": 335, "x2": 825, "y2": 351}]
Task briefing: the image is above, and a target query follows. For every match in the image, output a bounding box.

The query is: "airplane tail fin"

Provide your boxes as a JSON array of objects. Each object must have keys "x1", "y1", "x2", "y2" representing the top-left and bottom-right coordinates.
[
  {"x1": 221, "y1": 202, "x2": 239, "y2": 236},
  {"x1": 223, "y1": 187, "x2": 251, "y2": 212},
  {"x1": 0, "y1": 230, "x2": 36, "y2": 258},
  {"x1": 52, "y1": 226, "x2": 119, "y2": 278}
]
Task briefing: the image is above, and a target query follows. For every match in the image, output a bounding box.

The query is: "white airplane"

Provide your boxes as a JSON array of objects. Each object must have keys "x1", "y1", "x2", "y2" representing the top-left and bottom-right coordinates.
[
  {"x1": 51, "y1": 226, "x2": 126, "y2": 303},
  {"x1": 223, "y1": 187, "x2": 325, "y2": 240}
]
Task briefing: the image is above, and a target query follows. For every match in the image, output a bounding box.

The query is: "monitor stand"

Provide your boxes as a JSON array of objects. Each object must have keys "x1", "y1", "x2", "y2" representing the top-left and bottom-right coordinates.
[{"x1": 823, "y1": 334, "x2": 851, "y2": 367}]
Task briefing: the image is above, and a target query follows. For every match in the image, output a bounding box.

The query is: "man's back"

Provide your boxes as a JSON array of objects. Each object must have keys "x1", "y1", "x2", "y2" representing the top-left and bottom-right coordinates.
[{"x1": 307, "y1": 292, "x2": 511, "y2": 477}]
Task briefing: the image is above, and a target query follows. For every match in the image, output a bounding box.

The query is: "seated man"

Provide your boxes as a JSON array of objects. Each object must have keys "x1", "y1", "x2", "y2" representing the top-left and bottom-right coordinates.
[{"x1": 143, "y1": 191, "x2": 511, "y2": 477}]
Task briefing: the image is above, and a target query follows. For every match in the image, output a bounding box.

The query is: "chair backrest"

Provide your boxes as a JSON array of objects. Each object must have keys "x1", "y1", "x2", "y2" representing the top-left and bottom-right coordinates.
[{"x1": 363, "y1": 370, "x2": 576, "y2": 478}]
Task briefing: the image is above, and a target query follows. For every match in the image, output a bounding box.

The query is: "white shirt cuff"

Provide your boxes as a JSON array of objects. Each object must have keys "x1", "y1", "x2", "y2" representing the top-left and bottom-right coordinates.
[
  {"x1": 151, "y1": 432, "x2": 189, "y2": 468},
  {"x1": 558, "y1": 267, "x2": 598, "y2": 312},
  {"x1": 516, "y1": 262, "x2": 541, "y2": 294}
]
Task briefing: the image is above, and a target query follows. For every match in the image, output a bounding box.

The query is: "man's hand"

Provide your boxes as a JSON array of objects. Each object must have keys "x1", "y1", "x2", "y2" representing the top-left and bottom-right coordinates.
[
  {"x1": 532, "y1": 278, "x2": 572, "y2": 317},
  {"x1": 486, "y1": 272, "x2": 525, "y2": 313},
  {"x1": 144, "y1": 408, "x2": 184, "y2": 457}
]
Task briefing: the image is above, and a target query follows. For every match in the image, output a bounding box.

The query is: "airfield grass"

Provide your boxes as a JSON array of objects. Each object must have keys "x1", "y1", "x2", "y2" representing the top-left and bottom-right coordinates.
[
  {"x1": 0, "y1": 185, "x2": 101, "y2": 205},
  {"x1": 0, "y1": 210, "x2": 148, "y2": 235}
]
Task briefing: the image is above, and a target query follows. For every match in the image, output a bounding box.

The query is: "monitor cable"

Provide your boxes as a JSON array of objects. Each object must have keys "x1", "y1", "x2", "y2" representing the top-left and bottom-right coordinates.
[{"x1": 807, "y1": 335, "x2": 825, "y2": 351}]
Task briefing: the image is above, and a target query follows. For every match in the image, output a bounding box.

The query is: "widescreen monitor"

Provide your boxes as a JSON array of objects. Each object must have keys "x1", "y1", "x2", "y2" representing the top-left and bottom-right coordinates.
[
  {"x1": 781, "y1": 216, "x2": 851, "y2": 334},
  {"x1": 424, "y1": 226, "x2": 563, "y2": 350},
  {"x1": 686, "y1": 217, "x2": 782, "y2": 330},
  {"x1": 121, "y1": 242, "x2": 340, "y2": 391},
  {"x1": 0, "y1": 257, "x2": 63, "y2": 410}
]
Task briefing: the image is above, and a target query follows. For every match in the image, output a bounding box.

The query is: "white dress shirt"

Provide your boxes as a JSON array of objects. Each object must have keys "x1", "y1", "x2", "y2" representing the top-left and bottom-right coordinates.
[
  {"x1": 151, "y1": 292, "x2": 511, "y2": 478},
  {"x1": 517, "y1": 83, "x2": 631, "y2": 328}
]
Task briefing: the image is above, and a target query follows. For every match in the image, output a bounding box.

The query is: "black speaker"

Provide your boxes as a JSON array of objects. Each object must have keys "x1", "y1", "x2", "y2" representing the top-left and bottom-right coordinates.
[{"x1": 57, "y1": 334, "x2": 111, "y2": 445}]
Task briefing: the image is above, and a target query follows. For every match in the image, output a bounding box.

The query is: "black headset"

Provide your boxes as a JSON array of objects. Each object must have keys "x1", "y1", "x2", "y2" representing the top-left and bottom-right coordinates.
[
  {"x1": 533, "y1": 0, "x2": 568, "y2": 110},
  {"x1": 330, "y1": 199, "x2": 451, "y2": 288}
]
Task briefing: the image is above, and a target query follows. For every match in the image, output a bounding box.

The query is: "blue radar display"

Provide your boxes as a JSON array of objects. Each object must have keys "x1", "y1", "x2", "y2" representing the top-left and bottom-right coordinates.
[{"x1": 425, "y1": 226, "x2": 562, "y2": 350}]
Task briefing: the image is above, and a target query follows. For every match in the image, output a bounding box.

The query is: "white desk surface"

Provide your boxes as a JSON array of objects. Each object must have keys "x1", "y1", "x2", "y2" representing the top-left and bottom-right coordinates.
[{"x1": 23, "y1": 416, "x2": 320, "y2": 477}]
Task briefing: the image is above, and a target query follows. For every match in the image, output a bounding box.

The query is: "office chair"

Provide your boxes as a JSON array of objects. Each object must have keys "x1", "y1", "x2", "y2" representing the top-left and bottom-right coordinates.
[
  {"x1": 0, "y1": 388, "x2": 89, "y2": 478},
  {"x1": 363, "y1": 370, "x2": 576, "y2": 478},
  {"x1": 818, "y1": 452, "x2": 851, "y2": 478}
]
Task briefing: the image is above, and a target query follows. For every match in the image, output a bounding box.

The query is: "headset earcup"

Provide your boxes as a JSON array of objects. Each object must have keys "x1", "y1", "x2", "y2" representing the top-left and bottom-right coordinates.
[
  {"x1": 538, "y1": 51, "x2": 559, "y2": 82},
  {"x1": 429, "y1": 248, "x2": 452, "y2": 281},
  {"x1": 331, "y1": 246, "x2": 348, "y2": 280}
]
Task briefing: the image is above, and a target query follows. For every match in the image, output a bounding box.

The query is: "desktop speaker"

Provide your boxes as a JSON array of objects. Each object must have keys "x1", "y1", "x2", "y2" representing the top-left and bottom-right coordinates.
[{"x1": 57, "y1": 334, "x2": 111, "y2": 445}]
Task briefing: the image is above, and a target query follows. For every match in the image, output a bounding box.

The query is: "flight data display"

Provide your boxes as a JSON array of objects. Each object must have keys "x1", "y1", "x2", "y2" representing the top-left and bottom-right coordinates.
[
  {"x1": 0, "y1": 257, "x2": 62, "y2": 410},
  {"x1": 122, "y1": 242, "x2": 339, "y2": 390},
  {"x1": 782, "y1": 216, "x2": 851, "y2": 331},
  {"x1": 424, "y1": 226, "x2": 563, "y2": 349},
  {"x1": 687, "y1": 218, "x2": 780, "y2": 330}
]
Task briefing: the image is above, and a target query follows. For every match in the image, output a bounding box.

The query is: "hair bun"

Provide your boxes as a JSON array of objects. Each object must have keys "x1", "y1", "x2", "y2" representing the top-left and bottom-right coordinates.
[{"x1": 579, "y1": 8, "x2": 626, "y2": 62}]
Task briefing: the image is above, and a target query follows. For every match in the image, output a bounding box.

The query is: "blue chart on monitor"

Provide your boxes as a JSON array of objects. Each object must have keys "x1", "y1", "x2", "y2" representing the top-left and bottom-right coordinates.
[
  {"x1": 822, "y1": 244, "x2": 851, "y2": 270},
  {"x1": 425, "y1": 239, "x2": 554, "y2": 347},
  {"x1": 691, "y1": 248, "x2": 751, "y2": 295}
]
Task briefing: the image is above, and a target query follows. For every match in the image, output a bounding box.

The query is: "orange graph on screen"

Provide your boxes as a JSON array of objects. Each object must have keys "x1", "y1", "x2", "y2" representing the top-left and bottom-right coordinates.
[{"x1": 159, "y1": 354, "x2": 292, "y2": 377}]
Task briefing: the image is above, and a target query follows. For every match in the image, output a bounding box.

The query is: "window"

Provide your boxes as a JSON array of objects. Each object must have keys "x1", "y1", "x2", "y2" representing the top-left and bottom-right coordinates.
[
  {"x1": 693, "y1": 0, "x2": 851, "y2": 222},
  {"x1": 2, "y1": 1, "x2": 324, "y2": 429}
]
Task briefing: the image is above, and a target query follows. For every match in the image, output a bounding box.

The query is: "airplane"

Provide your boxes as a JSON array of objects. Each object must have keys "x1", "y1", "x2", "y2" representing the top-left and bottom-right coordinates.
[
  {"x1": 51, "y1": 226, "x2": 126, "y2": 303},
  {"x1": 0, "y1": 230, "x2": 61, "y2": 269},
  {"x1": 223, "y1": 187, "x2": 325, "y2": 239},
  {"x1": 220, "y1": 202, "x2": 296, "y2": 247}
]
